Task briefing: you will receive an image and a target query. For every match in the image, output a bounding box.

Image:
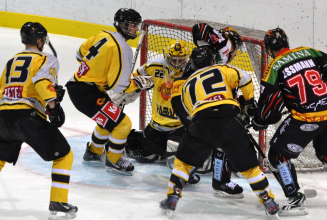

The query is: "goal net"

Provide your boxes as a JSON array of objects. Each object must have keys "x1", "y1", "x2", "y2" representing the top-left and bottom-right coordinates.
[{"x1": 139, "y1": 19, "x2": 324, "y2": 172}]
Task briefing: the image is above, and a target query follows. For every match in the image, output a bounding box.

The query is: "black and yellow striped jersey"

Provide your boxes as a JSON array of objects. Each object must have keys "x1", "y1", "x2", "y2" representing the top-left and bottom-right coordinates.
[
  {"x1": 182, "y1": 64, "x2": 254, "y2": 118},
  {"x1": 133, "y1": 57, "x2": 183, "y2": 131},
  {"x1": 0, "y1": 48, "x2": 58, "y2": 118},
  {"x1": 74, "y1": 30, "x2": 138, "y2": 94}
]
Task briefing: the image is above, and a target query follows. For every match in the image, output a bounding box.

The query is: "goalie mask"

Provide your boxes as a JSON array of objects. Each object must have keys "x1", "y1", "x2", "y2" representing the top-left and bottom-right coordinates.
[
  {"x1": 114, "y1": 8, "x2": 142, "y2": 40},
  {"x1": 163, "y1": 40, "x2": 190, "y2": 78},
  {"x1": 264, "y1": 28, "x2": 289, "y2": 57},
  {"x1": 222, "y1": 27, "x2": 243, "y2": 63}
]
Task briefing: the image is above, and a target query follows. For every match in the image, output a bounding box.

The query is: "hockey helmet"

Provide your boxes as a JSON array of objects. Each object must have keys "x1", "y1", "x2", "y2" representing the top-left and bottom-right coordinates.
[
  {"x1": 114, "y1": 8, "x2": 142, "y2": 40},
  {"x1": 190, "y1": 46, "x2": 214, "y2": 70},
  {"x1": 264, "y1": 28, "x2": 289, "y2": 53},
  {"x1": 222, "y1": 27, "x2": 243, "y2": 62},
  {"x1": 163, "y1": 39, "x2": 190, "y2": 78},
  {"x1": 20, "y1": 22, "x2": 48, "y2": 46}
]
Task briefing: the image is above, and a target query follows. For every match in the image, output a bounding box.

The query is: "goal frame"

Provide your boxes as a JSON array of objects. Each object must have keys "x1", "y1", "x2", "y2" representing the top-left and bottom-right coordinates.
[{"x1": 139, "y1": 19, "x2": 270, "y2": 170}]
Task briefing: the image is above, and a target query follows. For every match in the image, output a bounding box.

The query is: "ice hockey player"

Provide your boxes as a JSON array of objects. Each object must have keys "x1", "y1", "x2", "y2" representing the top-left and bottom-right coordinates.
[
  {"x1": 252, "y1": 28, "x2": 327, "y2": 216},
  {"x1": 159, "y1": 46, "x2": 279, "y2": 218},
  {"x1": 66, "y1": 8, "x2": 154, "y2": 176},
  {"x1": 170, "y1": 23, "x2": 247, "y2": 198},
  {"x1": 123, "y1": 39, "x2": 189, "y2": 163},
  {"x1": 0, "y1": 22, "x2": 77, "y2": 219}
]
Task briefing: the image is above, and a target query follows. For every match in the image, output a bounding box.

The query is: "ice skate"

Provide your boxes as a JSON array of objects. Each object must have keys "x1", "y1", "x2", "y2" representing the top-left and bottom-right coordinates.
[
  {"x1": 278, "y1": 192, "x2": 308, "y2": 216},
  {"x1": 213, "y1": 181, "x2": 244, "y2": 199},
  {"x1": 259, "y1": 191, "x2": 279, "y2": 219},
  {"x1": 188, "y1": 173, "x2": 200, "y2": 184},
  {"x1": 159, "y1": 195, "x2": 179, "y2": 218},
  {"x1": 82, "y1": 143, "x2": 102, "y2": 165},
  {"x1": 48, "y1": 201, "x2": 78, "y2": 219},
  {"x1": 105, "y1": 156, "x2": 134, "y2": 176}
]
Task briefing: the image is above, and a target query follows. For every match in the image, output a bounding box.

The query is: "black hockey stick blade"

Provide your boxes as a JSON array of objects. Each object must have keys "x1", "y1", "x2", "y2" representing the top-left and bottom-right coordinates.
[{"x1": 48, "y1": 41, "x2": 57, "y2": 58}]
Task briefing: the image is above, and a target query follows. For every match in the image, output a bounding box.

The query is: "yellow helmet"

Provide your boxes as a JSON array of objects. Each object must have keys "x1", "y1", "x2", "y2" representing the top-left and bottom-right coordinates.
[{"x1": 163, "y1": 39, "x2": 189, "y2": 78}]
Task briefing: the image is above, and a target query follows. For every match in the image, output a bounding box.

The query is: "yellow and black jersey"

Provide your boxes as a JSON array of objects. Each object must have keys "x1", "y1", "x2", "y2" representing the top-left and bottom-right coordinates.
[
  {"x1": 0, "y1": 48, "x2": 58, "y2": 118},
  {"x1": 182, "y1": 64, "x2": 254, "y2": 118},
  {"x1": 133, "y1": 57, "x2": 183, "y2": 131},
  {"x1": 73, "y1": 30, "x2": 138, "y2": 94}
]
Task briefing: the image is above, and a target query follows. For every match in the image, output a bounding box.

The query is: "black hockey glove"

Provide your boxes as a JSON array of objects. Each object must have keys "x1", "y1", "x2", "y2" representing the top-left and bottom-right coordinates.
[
  {"x1": 46, "y1": 103, "x2": 65, "y2": 127},
  {"x1": 236, "y1": 113, "x2": 250, "y2": 127},
  {"x1": 238, "y1": 95, "x2": 258, "y2": 117},
  {"x1": 54, "y1": 85, "x2": 66, "y2": 103},
  {"x1": 251, "y1": 115, "x2": 268, "y2": 131}
]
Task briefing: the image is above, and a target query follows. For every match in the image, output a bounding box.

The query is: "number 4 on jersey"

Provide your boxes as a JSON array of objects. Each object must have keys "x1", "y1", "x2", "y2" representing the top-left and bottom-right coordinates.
[{"x1": 85, "y1": 38, "x2": 108, "y2": 61}]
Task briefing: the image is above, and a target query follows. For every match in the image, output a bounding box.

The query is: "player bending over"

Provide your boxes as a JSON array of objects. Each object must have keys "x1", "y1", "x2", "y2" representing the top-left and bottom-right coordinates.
[
  {"x1": 66, "y1": 8, "x2": 154, "y2": 176},
  {"x1": 170, "y1": 23, "x2": 254, "y2": 199},
  {"x1": 0, "y1": 22, "x2": 77, "y2": 219},
  {"x1": 159, "y1": 46, "x2": 279, "y2": 218},
  {"x1": 252, "y1": 28, "x2": 327, "y2": 216}
]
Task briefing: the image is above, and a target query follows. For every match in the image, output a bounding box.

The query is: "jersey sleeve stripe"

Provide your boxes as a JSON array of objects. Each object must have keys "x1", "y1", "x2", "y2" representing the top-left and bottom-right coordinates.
[
  {"x1": 106, "y1": 32, "x2": 122, "y2": 90},
  {"x1": 34, "y1": 78, "x2": 52, "y2": 86},
  {"x1": 38, "y1": 56, "x2": 47, "y2": 69},
  {"x1": 239, "y1": 79, "x2": 252, "y2": 88}
]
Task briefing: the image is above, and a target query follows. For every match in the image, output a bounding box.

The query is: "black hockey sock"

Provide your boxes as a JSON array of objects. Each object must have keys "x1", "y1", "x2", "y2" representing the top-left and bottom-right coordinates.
[{"x1": 212, "y1": 149, "x2": 231, "y2": 187}]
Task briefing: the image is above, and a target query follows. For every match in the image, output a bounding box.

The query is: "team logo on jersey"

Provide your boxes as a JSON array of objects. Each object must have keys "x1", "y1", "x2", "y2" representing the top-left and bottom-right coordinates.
[
  {"x1": 156, "y1": 104, "x2": 178, "y2": 119},
  {"x1": 172, "y1": 83, "x2": 182, "y2": 94},
  {"x1": 96, "y1": 97, "x2": 106, "y2": 106},
  {"x1": 46, "y1": 83, "x2": 56, "y2": 92},
  {"x1": 2, "y1": 86, "x2": 23, "y2": 98},
  {"x1": 92, "y1": 112, "x2": 108, "y2": 127},
  {"x1": 158, "y1": 81, "x2": 173, "y2": 101},
  {"x1": 77, "y1": 61, "x2": 90, "y2": 78},
  {"x1": 300, "y1": 124, "x2": 319, "y2": 131},
  {"x1": 49, "y1": 68, "x2": 58, "y2": 80},
  {"x1": 102, "y1": 102, "x2": 121, "y2": 122},
  {"x1": 287, "y1": 144, "x2": 303, "y2": 153}
]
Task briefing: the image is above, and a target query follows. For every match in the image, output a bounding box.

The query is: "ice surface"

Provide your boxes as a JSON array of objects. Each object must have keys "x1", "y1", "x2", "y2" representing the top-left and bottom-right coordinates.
[{"x1": 0, "y1": 27, "x2": 327, "y2": 220}]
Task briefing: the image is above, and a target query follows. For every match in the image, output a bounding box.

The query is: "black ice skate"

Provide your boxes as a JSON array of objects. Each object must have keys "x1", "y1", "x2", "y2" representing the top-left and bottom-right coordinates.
[
  {"x1": 259, "y1": 191, "x2": 279, "y2": 219},
  {"x1": 278, "y1": 192, "x2": 308, "y2": 216},
  {"x1": 213, "y1": 181, "x2": 244, "y2": 199},
  {"x1": 159, "y1": 195, "x2": 180, "y2": 218},
  {"x1": 82, "y1": 142, "x2": 102, "y2": 164},
  {"x1": 48, "y1": 201, "x2": 78, "y2": 219},
  {"x1": 105, "y1": 155, "x2": 134, "y2": 176},
  {"x1": 188, "y1": 173, "x2": 200, "y2": 184}
]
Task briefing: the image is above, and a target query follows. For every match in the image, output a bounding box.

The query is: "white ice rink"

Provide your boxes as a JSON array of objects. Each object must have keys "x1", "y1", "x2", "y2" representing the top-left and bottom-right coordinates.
[{"x1": 0, "y1": 27, "x2": 327, "y2": 220}]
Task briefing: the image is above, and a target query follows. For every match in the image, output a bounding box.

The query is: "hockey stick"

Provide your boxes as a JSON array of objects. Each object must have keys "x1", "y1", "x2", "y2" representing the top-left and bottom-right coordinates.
[
  {"x1": 131, "y1": 30, "x2": 146, "y2": 73},
  {"x1": 48, "y1": 40, "x2": 57, "y2": 58}
]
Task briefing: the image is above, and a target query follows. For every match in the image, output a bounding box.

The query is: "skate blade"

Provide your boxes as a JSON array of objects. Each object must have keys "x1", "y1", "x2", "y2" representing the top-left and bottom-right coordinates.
[
  {"x1": 48, "y1": 211, "x2": 77, "y2": 219},
  {"x1": 213, "y1": 190, "x2": 244, "y2": 199},
  {"x1": 161, "y1": 209, "x2": 173, "y2": 218},
  {"x1": 278, "y1": 206, "x2": 308, "y2": 216},
  {"x1": 266, "y1": 212, "x2": 280, "y2": 219},
  {"x1": 106, "y1": 167, "x2": 133, "y2": 176},
  {"x1": 304, "y1": 189, "x2": 317, "y2": 198},
  {"x1": 82, "y1": 160, "x2": 103, "y2": 165}
]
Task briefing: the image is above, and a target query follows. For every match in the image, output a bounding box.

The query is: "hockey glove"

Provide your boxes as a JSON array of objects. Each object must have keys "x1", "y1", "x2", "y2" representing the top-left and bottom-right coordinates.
[
  {"x1": 46, "y1": 103, "x2": 65, "y2": 127},
  {"x1": 54, "y1": 85, "x2": 66, "y2": 103},
  {"x1": 238, "y1": 96, "x2": 258, "y2": 117},
  {"x1": 236, "y1": 113, "x2": 250, "y2": 127},
  {"x1": 133, "y1": 75, "x2": 154, "y2": 91},
  {"x1": 111, "y1": 91, "x2": 140, "y2": 108},
  {"x1": 251, "y1": 115, "x2": 268, "y2": 131}
]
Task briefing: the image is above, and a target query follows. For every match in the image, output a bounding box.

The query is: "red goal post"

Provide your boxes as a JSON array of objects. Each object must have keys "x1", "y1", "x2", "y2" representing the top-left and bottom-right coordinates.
[{"x1": 138, "y1": 19, "x2": 324, "y2": 172}]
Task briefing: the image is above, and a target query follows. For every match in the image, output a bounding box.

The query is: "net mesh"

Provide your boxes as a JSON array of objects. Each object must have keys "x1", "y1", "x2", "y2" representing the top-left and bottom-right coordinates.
[{"x1": 140, "y1": 19, "x2": 324, "y2": 172}]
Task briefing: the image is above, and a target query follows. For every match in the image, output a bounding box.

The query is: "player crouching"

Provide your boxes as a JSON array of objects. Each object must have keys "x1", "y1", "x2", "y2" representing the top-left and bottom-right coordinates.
[{"x1": 159, "y1": 47, "x2": 279, "y2": 218}]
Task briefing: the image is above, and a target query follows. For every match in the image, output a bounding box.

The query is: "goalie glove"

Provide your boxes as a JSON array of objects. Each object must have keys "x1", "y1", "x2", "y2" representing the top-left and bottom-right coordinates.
[
  {"x1": 45, "y1": 103, "x2": 65, "y2": 127},
  {"x1": 133, "y1": 75, "x2": 154, "y2": 90},
  {"x1": 111, "y1": 91, "x2": 140, "y2": 108}
]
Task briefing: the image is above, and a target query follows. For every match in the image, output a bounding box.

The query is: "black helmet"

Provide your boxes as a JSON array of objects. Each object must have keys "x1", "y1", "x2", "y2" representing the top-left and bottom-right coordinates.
[
  {"x1": 114, "y1": 8, "x2": 142, "y2": 40},
  {"x1": 264, "y1": 28, "x2": 289, "y2": 53},
  {"x1": 190, "y1": 46, "x2": 214, "y2": 70},
  {"x1": 20, "y1": 22, "x2": 47, "y2": 46}
]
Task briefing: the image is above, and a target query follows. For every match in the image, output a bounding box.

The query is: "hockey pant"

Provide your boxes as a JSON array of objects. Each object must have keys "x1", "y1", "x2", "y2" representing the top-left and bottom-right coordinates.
[
  {"x1": 168, "y1": 113, "x2": 274, "y2": 204},
  {"x1": 66, "y1": 81, "x2": 132, "y2": 164}
]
